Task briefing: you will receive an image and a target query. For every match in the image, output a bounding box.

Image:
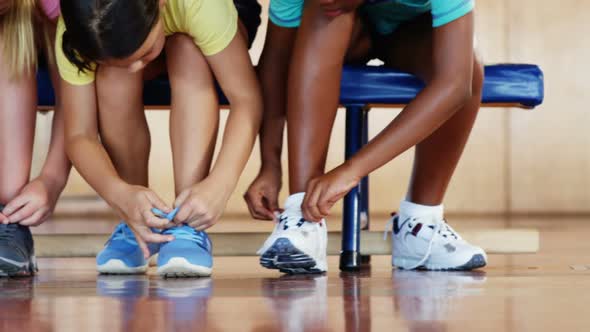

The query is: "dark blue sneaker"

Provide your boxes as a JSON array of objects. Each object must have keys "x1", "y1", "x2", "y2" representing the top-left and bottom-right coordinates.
[
  {"x1": 157, "y1": 225, "x2": 212, "y2": 278},
  {"x1": 0, "y1": 222, "x2": 37, "y2": 277},
  {"x1": 96, "y1": 223, "x2": 160, "y2": 274}
]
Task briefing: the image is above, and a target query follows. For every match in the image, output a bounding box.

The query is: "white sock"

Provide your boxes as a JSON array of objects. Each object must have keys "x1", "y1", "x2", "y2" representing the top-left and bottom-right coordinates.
[
  {"x1": 284, "y1": 192, "x2": 306, "y2": 211},
  {"x1": 399, "y1": 200, "x2": 444, "y2": 223}
]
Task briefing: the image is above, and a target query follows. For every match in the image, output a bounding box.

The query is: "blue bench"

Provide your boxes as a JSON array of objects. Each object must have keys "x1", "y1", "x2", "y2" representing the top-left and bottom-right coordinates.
[{"x1": 36, "y1": 63, "x2": 544, "y2": 271}]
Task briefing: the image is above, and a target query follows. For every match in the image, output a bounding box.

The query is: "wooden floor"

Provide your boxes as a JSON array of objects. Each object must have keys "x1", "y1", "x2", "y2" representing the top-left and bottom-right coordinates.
[{"x1": 1, "y1": 216, "x2": 590, "y2": 332}]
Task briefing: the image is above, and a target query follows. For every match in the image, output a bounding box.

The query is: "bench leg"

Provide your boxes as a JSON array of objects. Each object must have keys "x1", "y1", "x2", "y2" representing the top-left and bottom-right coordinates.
[
  {"x1": 341, "y1": 106, "x2": 364, "y2": 271},
  {"x1": 360, "y1": 111, "x2": 371, "y2": 266}
]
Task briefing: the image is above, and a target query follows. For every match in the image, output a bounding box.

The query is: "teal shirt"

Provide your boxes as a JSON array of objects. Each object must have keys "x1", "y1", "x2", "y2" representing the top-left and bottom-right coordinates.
[{"x1": 270, "y1": 0, "x2": 474, "y2": 33}]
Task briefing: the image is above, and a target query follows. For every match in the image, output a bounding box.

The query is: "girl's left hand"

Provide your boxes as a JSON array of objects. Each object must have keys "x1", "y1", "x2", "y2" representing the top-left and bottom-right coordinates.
[
  {"x1": 302, "y1": 164, "x2": 361, "y2": 222},
  {"x1": 173, "y1": 177, "x2": 232, "y2": 231},
  {"x1": 1, "y1": 176, "x2": 65, "y2": 226}
]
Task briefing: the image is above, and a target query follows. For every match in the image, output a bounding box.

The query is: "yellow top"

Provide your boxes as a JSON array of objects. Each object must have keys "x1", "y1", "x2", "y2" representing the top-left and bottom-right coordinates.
[{"x1": 56, "y1": 0, "x2": 238, "y2": 85}]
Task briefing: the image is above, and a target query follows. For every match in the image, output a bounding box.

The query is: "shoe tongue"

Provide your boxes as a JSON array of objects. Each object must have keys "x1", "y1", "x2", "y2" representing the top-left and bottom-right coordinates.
[{"x1": 283, "y1": 193, "x2": 306, "y2": 212}]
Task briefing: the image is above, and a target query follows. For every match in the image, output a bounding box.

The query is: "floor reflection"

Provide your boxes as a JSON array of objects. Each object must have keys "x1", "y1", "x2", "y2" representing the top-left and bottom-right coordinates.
[
  {"x1": 392, "y1": 270, "x2": 487, "y2": 332},
  {"x1": 0, "y1": 264, "x2": 489, "y2": 332}
]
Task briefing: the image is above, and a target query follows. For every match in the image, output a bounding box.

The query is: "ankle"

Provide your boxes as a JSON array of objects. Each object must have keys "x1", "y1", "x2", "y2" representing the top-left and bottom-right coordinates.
[{"x1": 399, "y1": 199, "x2": 444, "y2": 222}]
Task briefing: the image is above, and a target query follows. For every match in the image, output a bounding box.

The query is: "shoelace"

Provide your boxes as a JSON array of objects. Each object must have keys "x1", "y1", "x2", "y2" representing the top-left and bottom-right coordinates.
[
  {"x1": 164, "y1": 226, "x2": 208, "y2": 248},
  {"x1": 0, "y1": 224, "x2": 17, "y2": 241},
  {"x1": 106, "y1": 223, "x2": 137, "y2": 246},
  {"x1": 384, "y1": 216, "x2": 461, "y2": 270}
]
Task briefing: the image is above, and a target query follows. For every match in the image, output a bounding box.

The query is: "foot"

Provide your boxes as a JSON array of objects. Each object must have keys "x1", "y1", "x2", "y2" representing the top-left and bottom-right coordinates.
[
  {"x1": 157, "y1": 225, "x2": 212, "y2": 278},
  {"x1": 96, "y1": 223, "x2": 159, "y2": 274},
  {"x1": 258, "y1": 193, "x2": 327, "y2": 274},
  {"x1": 0, "y1": 224, "x2": 37, "y2": 277},
  {"x1": 390, "y1": 214, "x2": 487, "y2": 271}
]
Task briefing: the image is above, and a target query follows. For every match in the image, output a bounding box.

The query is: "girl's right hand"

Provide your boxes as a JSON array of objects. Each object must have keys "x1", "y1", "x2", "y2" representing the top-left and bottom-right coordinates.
[
  {"x1": 113, "y1": 185, "x2": 175, "y2": 258},
  {"x1": 243, "y1": 166, "x2": 283, "y2": 221}
]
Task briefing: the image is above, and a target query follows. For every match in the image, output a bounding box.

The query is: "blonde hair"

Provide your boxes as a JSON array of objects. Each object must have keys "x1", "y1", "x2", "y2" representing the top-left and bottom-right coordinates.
[{"x1": 1, "y1": 0, "x2": 53, "y2": 78}]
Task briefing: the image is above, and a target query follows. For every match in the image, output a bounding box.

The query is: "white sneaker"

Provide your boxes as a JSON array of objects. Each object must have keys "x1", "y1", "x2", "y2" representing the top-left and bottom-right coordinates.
[
  {"x1": 388, "y1": 214, "x2": 487, "y2": 271},
  {"x1": 258, "y1": 193, "x2": 328, "y2": 274}
]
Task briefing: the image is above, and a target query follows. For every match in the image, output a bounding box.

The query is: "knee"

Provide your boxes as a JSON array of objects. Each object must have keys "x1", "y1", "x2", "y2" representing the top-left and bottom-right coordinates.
[{"x1": 471, "y1": 56, "x2": 484, "y2": 98}]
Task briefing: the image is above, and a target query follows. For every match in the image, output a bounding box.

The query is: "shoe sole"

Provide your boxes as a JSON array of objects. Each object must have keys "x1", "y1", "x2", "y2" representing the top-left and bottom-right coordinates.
[
  {"x1": 0, "y1": 256, "x2": 37, "y2": 278},
  {"x1": 394, "y1": 254, "x2": 487, "y2": 271},
  {"x1": 260, "y1": 238, "x2": 326, "y2": 275},
  {"x1": 97, "y1": 259, "x2": 148, "y2": 275},
  {"x1": 157, "y1": 257, "x2": 212, "y2": 278}
]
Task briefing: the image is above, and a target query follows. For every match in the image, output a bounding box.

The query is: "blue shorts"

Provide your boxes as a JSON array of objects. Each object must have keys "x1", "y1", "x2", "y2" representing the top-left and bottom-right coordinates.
[{"x1": 269, "y1": 0, "x2": 474, "y2": 34}]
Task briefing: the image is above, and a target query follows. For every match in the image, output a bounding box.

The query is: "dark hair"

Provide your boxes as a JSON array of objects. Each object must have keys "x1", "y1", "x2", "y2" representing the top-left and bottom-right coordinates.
[{"x1": 60, "y1": 0, "x2": 160, "y2": 73}]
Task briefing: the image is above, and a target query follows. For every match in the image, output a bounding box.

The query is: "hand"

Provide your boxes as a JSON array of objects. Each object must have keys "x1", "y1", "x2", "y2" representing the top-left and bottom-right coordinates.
[
  {"x1": 302, "y1": 164, "x2": 361, "y2": 222},
  {"x1": 174, "y1": 177, "x2": 232, "y2": 231},
  {"x1": 1, "y1": 176, "x2": 65, "y2": 226},
  {"x1": 0, "y1": 0, "x2": 12, "y2": 16},
  {"x1": 112, "y1": 185, "x2": 175, "y2": 258},
  {"x1": 243, "y1": 166, "x2": 283, "y2": 221}
]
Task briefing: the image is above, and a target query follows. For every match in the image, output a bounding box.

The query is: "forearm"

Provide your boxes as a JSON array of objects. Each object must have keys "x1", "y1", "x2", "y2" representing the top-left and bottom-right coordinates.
[
  {"x1": 209, "y1": 97, "x2": 262, "y2": 192},
  {"x1": 346, "y1": 80, "x2": 471, "y2": 177},
  {"x1": 38, "y1": 107, "x2": 71, "y2": 190},
  {"x1": 65, "y1": 134, "x2": 128, "y2": 203},
  {"x1": 256, "y1": 24, "x2": 297, "y2": 170}
]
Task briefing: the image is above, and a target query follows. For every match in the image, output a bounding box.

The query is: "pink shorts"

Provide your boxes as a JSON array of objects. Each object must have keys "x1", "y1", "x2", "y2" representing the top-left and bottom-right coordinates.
[{"x1": 39, "y1": 0, "x2": 60, "y2": 20}]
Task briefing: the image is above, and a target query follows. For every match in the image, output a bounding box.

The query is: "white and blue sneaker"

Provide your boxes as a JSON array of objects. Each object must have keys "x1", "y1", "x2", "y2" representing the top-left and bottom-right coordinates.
[
  {"x1": 96, "y1": 223, "x2": 160, "y2": 275},
  {"x1": 389, "y1": 213, "x2": 487, "y2": 271},
  {"x1": 258, "y1": 193, "x2": 328, "y2": 275},
  {"x1": 157, "y1": 225, "x2": 213, "y2": 278}
]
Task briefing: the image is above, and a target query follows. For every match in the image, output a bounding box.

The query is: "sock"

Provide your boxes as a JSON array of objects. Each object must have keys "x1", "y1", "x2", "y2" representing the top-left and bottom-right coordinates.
[
  {"x1": 284, "y1": 192, "x2": 306, "y2": 211},
  {"x1": 399, "y1": 200, "x2": 444, "y2": 222}
]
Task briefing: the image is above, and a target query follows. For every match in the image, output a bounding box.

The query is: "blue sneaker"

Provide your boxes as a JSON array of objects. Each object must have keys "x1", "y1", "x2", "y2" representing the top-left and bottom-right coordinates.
[
  {"x1": 157, "y1": 225, "x2": 212, "y2": 278},
  {"x1": 96, "y1": 223, "x2": 160, "y2": 275}
]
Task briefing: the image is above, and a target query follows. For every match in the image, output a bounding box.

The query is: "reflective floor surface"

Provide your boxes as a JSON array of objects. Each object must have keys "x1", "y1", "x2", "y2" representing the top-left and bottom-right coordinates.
[{"x1": 1, "y1": 217, "x2": 590, "y2": 332}]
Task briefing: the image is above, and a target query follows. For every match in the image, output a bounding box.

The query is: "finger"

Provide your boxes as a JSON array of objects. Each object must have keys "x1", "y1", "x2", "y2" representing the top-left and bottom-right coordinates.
[
  {"x1": 130, "y1": 228, "x2": 150, "y2": 259},
  {"x1": 267, "y1": 194, "x2": 281, "y2": 214},
  {"x1": 303, "y1": 185, "x2": 323, "y2": 222},
  {"x1": 174, "y1": 204, "x2": 193, "y2": 224},
  {"x1": 146, "y1": 192, "x2": 171, "y2": 213},
  {"x1": 244, "y1": 194, "x2": 267, "y2": 220},
  {"x1": 7, "y1": 202, "x2": 38, "y2": 223},
  {"x1": 142, "y1": 210, "x2": 173, "y2": 229},
  {"x1": 246, "y1": 192, "x2": 274, "y2": 220},
  {"x1": 19, "y1": 209, "x2": 47, "y2": 227},
  {"x1": 261, "y1": 196, "x2": 280, "y2": 220},
  {"x1": 142, "y1": 231, "x2": 175, "y2": 244},
  {"x1": 317, "y1": 189, "x2": 334, "y2": 218},
  {"x1": 3, "y1": 195, "x2": 31, "y2": 217},
  {"x1": 195, "y1": 222, "x2": 213, "y2": 232},
  {"x1": 0, "y1": 213, "x2": 8, "y2": 224},
  {"x1": 174, "y1": 190, "x2": 190, "y2": 208}
]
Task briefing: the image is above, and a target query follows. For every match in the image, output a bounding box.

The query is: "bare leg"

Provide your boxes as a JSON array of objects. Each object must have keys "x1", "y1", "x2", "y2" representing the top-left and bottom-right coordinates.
[
  {"x1": 166, "y1": 34, "x2": 219, "y2": 194},
  {"x1": 287, "y1": 3, "x2": 370, "y2": 193},
  {"x1": 0, "y1": 37, "x2": 36, "y2": 203},
  {"x1": 376, "y1": 16, "x2": 483, "y2": 205},
  {"x1": 96, "y1": 66, "x2": 149, "y2": 186}
]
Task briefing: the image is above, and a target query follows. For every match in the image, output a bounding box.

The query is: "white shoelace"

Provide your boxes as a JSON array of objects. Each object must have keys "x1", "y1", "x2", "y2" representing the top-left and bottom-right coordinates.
[{"x1": 384, "y1": 216, "x2": 461, "y2": 270}]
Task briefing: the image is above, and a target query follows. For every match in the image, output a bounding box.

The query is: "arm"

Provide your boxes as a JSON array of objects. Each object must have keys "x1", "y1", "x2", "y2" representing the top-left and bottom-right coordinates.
[
  {"x1": 174, "y1": 32, "x2": 263, "y2": 230},
  {"x1": 62, "y1": 81, "x2": 173, "y2": 255},
  {"x1": 243, "y1": 22, "x2": 297, "y2": 220},
  {"x1": 303, "y1": 13, "x2": 475, "y2": 220}
]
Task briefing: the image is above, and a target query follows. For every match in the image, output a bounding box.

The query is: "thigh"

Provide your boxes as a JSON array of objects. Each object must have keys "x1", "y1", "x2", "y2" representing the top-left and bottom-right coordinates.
[
  {"x1": 165, "y1": 33, "x2": 215, "y2": 93},
  {"x1": 374, "y1": 13, "x2": 435, "y2": 81}
]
